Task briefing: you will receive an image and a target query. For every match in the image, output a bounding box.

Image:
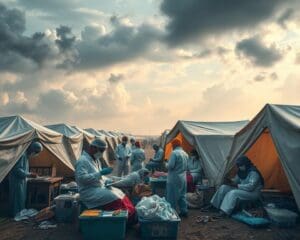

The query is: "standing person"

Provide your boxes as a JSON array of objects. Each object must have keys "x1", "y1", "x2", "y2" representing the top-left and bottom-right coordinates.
[
  {"x1": 75, "y1": 139, "x2": 136, "y2": 222},
  {"x1": 210, "y1": 156, "x2": 264, "y2": 216},
  {"x1": 187, "y1": 149, "x2": 202, "y2": 192},
  {"x1": 145, "y1": 144, "x2": 164, "y2": 171},
  {"x1": 115, "y1": 136, "x2": 132, "y2": 177},
  {"x1": 166, "y1": 139, "x2": 189, "y2": 217},
  {"x1": 9, "y1": 142, "x2": 43, "y2": 216},
  {"x1": 130, "y1": 141, "x2": 146, "y2": 172},
  {"x1": 130, "y1": 138, "x2": 136, "y2": 151}
]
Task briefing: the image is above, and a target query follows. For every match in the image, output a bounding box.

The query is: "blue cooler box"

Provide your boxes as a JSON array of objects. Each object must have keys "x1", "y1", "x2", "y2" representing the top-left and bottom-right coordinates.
[
  {"x1": 139, "y1": 213, "x2": 180, "y2": 240},
  {"x1": 79, "y1": 210, "x2": 128, "y2": 240}
]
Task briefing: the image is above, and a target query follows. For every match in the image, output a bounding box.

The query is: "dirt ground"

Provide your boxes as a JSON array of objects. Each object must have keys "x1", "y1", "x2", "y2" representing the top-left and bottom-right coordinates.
[
  {"x1": 1, "y1": 210, "x2": 300, "y2": 240},
  {"x1": 1, "y1": 142, "x2": 299, "y2": 240}
]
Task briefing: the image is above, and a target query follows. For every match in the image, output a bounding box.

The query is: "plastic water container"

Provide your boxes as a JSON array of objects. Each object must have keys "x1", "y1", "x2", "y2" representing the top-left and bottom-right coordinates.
[
  {"x1": 79, "y1": 210, "x2": 128, "y2": 240},
  {"x1": 54, "y1": 193, "x2": 79, "y2": 223},
  {"x1": 265, "y1": 207, "x2": 298, "y2": 227},
  {"x1": 139, "y1": 213, "x2": 181, "y2": 239}
]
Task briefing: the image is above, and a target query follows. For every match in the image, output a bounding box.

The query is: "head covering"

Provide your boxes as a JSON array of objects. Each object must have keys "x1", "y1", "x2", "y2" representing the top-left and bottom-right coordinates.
[
  {"x1": 91, "y1": 138, "x2": 107, "y2": 150},
  {"x1": 171, "y1": 139, "x2": 182, "y2": 149},
  {"x1": 190, "y1": 149, "x2": 199, "y2": 158},
  {"x1": 138, "y1": 168, "x2": 150, "y2": 177},
  {"x1": 152, "y1": 144, "x2": 159, "y2": 150},
  {"x1": 122, "y1": 136, "x2": 128, "y2": 142},
  {"x1": 135, "y1": 141, "x2": 141, "y2": 148},
  {"x1": 27, "y1": 142, "x2": 43, "y2": 155},
  {"x1": 130, "y1": 138, "x2": 135, "y2": 143},
  {"x1": 236, "y1": 155, "x2": 264, "y2": 185}
]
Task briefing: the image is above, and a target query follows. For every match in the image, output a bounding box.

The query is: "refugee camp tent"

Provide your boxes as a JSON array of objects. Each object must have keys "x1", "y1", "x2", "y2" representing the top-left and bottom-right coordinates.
[
  {"x1": 84, "y1": 128, "x2": 115, "y2": 162},
  {"x1": 160, "y1": 130, "x2": 170, "y2": 148},
  {"x1": 164, "y1": 120, "x2": 249, "y2": 186},
  {"x1": 46, "y1": 123, "x2": 84, "y2": 164},
  {"x1": 0, "y1": 116, "x2": 75, "y2": 182},
  {"x1": 226, "y1": 104, "x2": 300, "y2": 209},
  {"x1": 98, "y1": 130, "x2": 118, "y2": 149}
]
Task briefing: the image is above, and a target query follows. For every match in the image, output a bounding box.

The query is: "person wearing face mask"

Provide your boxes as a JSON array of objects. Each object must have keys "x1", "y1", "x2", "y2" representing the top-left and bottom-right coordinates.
[
  {"x1": 210, "y1": 155, "x2": 264, "y2": 216},
  {"x1": 75, "y1": 139, "x2": 136, "y2": 223},
  {"x1": 186, "y1": 149, "x2": 202, "y2": 192},
  {"x1": 9, "y1": 141, "x2": 43, "y2": 216},
  {"x1": 130, "y1": 141, "x2": 146, "y2": 172},
  {"x1": 115, "y1": 136, "x2": 132, "y2": 177},
  {"x1": 130, "y1": 138, "x2": 136, "y2": 151}
]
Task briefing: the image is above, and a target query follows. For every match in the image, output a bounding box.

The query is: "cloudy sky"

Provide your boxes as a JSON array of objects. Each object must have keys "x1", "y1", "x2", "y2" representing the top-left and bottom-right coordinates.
[{"x1": 1, "y1": 0, "x2": 300, "y2": 135}]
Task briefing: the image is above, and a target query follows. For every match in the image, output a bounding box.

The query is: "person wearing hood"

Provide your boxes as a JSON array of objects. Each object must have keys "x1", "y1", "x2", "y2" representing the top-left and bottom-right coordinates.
[
  {"x1": 115, "y1": 136, "x2": 132, "y2": 177},
  {"x1": 130, "y1": 141, "x2": 146, "y2": 172},
  {"x1": 145, "y1": 144, "x2": 164, "y2": 171},
  {"x1": 166, "y1": 139, "x2": 189, "y2": 217},
  {"x1": 210, "y1": 156, "x2": 264, "y2": 215},
  {"x1": 186, "y1": 149, "x2": 202, "y2": 192},
  {"x1": 9, "y1": 142, "x2": 43, "y2": 216},
  {"x1": 75, "y1": 139, "x2": 136, "y2": 222}
]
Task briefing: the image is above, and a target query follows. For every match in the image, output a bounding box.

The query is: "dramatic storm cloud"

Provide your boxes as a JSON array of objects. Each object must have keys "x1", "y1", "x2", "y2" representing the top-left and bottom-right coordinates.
[
  {"x1": 235, "y1": 36, "x2": 282, "y2": 67},
  {"x1": 161, "y1": 0, "x2": 292, "y2": 45}
]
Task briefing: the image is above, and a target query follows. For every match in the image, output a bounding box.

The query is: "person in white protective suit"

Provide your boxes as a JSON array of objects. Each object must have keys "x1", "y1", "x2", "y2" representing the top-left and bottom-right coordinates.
[
  {"x1": 75, "y1": 139, "x2": 136, "y2": 221},
  {"x1": 145, "y1": 144, "x2": 164, "y2": 171},
  {"x1": 130, "y1": 138, "x2": 136, "y2": 151},
  {"x1": 9, "y1": 142, "x2": 43, "y2": 216},
  {"x1": 115, "y1": 136, "x2": 132, "y2": 177},
  {"x1": 210, "y1": 155, "x2": 264, "y2": 215},
  {"x1": 105, "y1": 168, "x2": 150, "y2": 188},
  {"x1": 187, "y1": 149, "x2": 202, "y2": 184},
  {"x1": 130, "y1": 141, "x2": 146, "y2": 172},
  {"x1": 166, "y1": 139, "x2": 189, "y2": 217}
]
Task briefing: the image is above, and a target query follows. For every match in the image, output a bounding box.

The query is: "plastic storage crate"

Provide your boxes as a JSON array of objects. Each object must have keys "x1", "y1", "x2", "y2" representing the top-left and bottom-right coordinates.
[
  {"x1": 265, "y1": 207, "x2": 298, "y2": 227},
  {"x1": 79, "y1": 210, "x2": 128, "y2": 240},
  {"x1": 54, "y1": 193, "x2": 79, "y2": 223},
  {"x1": 150, "y1": 178, "x2": 167, "y2": 197},
  {"x1": 139, "y1": 213, "x2": 180, "y2": 240}
]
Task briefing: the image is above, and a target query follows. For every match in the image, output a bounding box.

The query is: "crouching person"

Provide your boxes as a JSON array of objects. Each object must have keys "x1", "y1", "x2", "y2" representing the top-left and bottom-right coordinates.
[
  {"x1": 75, "y1": 139, "x2": 136, "y2": 223},
  {"x1": 211, "y1": 156, "x2": 264, "y2": 216}
]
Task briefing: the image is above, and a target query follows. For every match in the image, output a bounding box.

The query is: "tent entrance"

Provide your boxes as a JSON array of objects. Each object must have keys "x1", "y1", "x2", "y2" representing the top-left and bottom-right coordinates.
[
  {"x1": 245, "y1": 128, "x2": 291, "y2": 193},
  {"x1": 164, "y1": 132, "x2": 194, "y2": 160},
  {"x1": 30, "y1": 147, "x2": 74, "y2": 178}
]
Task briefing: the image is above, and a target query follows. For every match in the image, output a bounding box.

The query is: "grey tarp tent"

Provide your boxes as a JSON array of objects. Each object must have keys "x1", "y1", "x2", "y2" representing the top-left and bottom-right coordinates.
[
  {"x1": 164, "y1": 120, "x2": 249, "y2": 186},
  {"x1": 226, "y1": 104, "x2": 300, "y2": 209},
  {"x1": 46, "y1": 123, "x2": 84, "y2": 166},
  {"x1": 0, "y1": 116, "x2": 75, "y2": 182},
  {"x1": 84, "y1": 128, "x2": 114, "y2": 163}
]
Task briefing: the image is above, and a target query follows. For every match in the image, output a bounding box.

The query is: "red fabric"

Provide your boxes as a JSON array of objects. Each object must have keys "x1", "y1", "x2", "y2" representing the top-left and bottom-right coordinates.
[
  {"x1": 101, "y1": 196, "x2": 136, "y2": 223},
  {"x1": 186, "y1": 172, "x2": 196, "y2": 193}
]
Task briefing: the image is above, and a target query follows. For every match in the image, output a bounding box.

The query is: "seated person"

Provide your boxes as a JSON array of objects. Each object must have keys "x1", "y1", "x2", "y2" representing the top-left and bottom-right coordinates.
[
  {"x1": 186, "y1": 149, "x2": 202, "y2": 192},
  {"x1": 130, "y1": 141, "x2": 146, "y2": 172},
  {"x1": 106, "y1": 168, "x2": 150, "y2": 188},
  {"x1": 145, "y1": 144, "x2": 164, "y2": 171},
  {"x1": 75, "y1": 139, "x2": 136, "y2": 223},
  {"x1": 210, "y1": 156, "x2": 264, "y2": 216}
]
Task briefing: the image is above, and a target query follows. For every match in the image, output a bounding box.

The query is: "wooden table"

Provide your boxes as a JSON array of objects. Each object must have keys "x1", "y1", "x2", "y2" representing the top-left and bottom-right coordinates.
[{"x1": 27, "y1": 177, "x2": 63, "y2": 210}]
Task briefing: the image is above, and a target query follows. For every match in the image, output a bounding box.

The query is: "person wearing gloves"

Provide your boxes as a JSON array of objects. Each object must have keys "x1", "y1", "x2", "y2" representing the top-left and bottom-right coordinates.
[
  {"x1": 210, "y1": 155, "x2": 264, "y2": 216},
  {"x1": 75, "y1": 139, "x2": 136, "y2": 222},
  {"x1": 130, "y1": 141, "x2": 146, "y2": 172},
  {"x1": 115, "y1": 136, "x2": 132, "y2": 177},
  {"x1": 105, "y1": 168, "x2": 150, "y2": 188},
  {"x1": 186, "y1": 149, "x2": 202, "y2": 192},
  {"x1": 166, "y1": 139, "x2": 189, "y2": 217},
  {"x1": 145, "y1": 144, "x2": 164, "y2": 171},
  {"x1": 9, "y1": 142, "x2": 43, "y2": 216}
]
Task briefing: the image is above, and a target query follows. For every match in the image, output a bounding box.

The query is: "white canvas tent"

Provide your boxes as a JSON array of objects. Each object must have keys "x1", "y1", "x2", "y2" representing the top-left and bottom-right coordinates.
[
  {"x1": 0, "y1": 116, "x2": 75, "y2": 182},
  {"x1": 46, "y1": 123, "x2": 84, "y2": 165},
  {"x1": 226, "y1": 104, "x2": 300, "y2": 209},
  {"x1": 164, "y1": 120, "x2": 249, "y2": 186}
]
